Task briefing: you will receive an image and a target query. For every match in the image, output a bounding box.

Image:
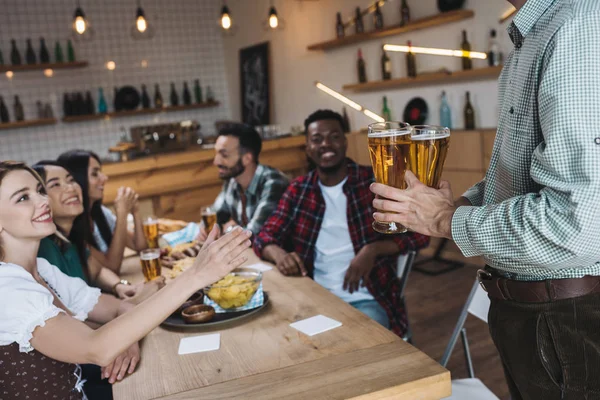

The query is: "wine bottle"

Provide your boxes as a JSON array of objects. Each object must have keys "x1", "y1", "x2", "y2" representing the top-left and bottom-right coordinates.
[
  {"x1": 194, "y1": 79, "x2": 203, "y2": 103},
  {"x1": 98, "y1": 88, "x2": 107, "y2": 114},
  {"x1": 0, "y1": 96, "x2": 9, "y2": 123},
  {"x1": 43, "y1": 103, "x2": 54, "y2": 119},
  {"x1": 36, "y1": 101, "x2": 45, "y2": 119},
  {"x1": 63, "y1": 93, "x2": 72, "y2": 117},
  {"x1": 0, "y1": 47, "x2": 4, "y2": 65},
  {"x1": 336, "y1": 12, "x2": 345, "y2": 38},
  {"x1": 54, "y1": 41, "x2": 64, "y2": 63},
  {"x1": 67, "y1": 40, "x2": 75, "y2": 62},
  {"x1": 374, "y1": 2, "x2": 384, "y2": 30},
  {"x1": 440, "y1": 91, "x2": 452, "y2": 129},
  {"x1": 464, "y1": 91, "x2": 475, "y2": 130},
  {"x1": 381, "y1": 45, "x2": 391, "y2": 80},
  {"x1": 487, "y1": 29, "x2": 502, "y2": 67},
  {"x1": 206, "y1": 86, "x2": 215, "y2": 102},
  {"x1": 10, "y1": 39, "x2": 22, "y2": 65},
  {"x1": 169, "y1": 83, "x2": 179, "y2": 106},
  {"x1": 141, "y1": 84, "x2": 150, "y2": 108},
  {"x1": 14, "y1": 95, "x2": 24, "y2": 121},
  {"x1": 400, "y1": 0, "x2": 410, "y2": 26},
  {"x1": 354, "y1": 7, "x2": 364, "y2": 34},
  {"x1": 357, "y1": 48, "x2": 367, "y2": 83},
  {"x1": 182, "y1": 82, "x2": 192, "y2": 105},
  {"x1": 25, "y1": 38, "x2": 36, "y2": 64},
  {"x1": 154, "y1": 84, "x2": 163, "y2": 108},
  {"x1": 406, "y1": 41, "x2": 417, "y2": 78},
  {"x1": 75, "y1": 92, "x2": 85, "y2": 116},
  {"x1": 85, "y1": 91, "x2": 95, "y2": 115},
  {"x1": 39, "y1": 38, "x2": 50, "y2": 64},
  {"x1": 113, "y1": 87, "x2": 120, "y2": 112},
  {"x1": 382, "y1": 96, "x2": 392, "y2": 121},
  {"x1": 342, "y1": 107, "x2": 350, "y2": 133},
  {"x1": 461, "y1": 30, "x2": 472, "y2": 70}
]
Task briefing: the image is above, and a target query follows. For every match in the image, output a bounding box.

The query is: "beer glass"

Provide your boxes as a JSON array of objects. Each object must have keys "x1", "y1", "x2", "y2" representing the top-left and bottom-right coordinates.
[
  {"x1": 143, "y1": 216, "x2": 159, "y2": 248},
  {"x1": 409, "y1": 125, "x2": 450, "y2": 189},
  {"x1": 140, "y1": 248, "x2": 161, "y2": 281},
  {"x1": 367, "y1": 121, "x2": 412, "y2": 234},
  {"x1": 201, "y1": 206, "x2": 217, "y2": 233}
]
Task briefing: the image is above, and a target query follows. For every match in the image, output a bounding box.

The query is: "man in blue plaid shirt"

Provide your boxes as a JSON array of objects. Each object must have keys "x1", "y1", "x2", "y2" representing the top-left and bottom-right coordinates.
[
  {"x1": 196, "y1": 124, "x2": 289, "y2": 241},
  {"x1": 371, "y1": 0, "x2": 600, "y2": 398}
]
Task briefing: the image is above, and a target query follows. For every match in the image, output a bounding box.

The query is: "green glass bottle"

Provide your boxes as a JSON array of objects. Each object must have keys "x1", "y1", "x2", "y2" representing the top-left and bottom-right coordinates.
[
  {"x1": 67, "y1": 40, "x2": 75, "y2": 62},
  {"x1": 55, "y1": 41, "x2": 64, "y2": 63},
  {"x1": 98, "y1": 88, "x2": 107, "y2": 114},
  {"x1": 382, "y1": 96, "x2": 392, "y2": 121},
  {"x1": 194, "y1": 79, "x2": 203, "y2": 104}
]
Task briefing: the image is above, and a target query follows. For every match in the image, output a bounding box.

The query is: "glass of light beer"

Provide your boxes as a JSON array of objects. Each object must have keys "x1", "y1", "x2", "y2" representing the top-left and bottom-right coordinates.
[
  {"x1": 201, "y1": 206, "x2": 217, "y2": 233},
  {"x1": 140, "y1": 248, "x2": 161, "y2": 281},
  {"x1": 143, "y1": 216, "x2": 159, "y2": 248},
  {"x1": 409, "y1": 125, "x2": 451, "y2": 189},
  {"x1": 368, "y1": 121, "x2": 412, "y2": 234}
]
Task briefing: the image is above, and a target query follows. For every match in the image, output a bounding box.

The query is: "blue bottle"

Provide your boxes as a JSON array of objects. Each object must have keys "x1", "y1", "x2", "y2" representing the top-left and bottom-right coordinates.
[
  {"x1": 98, "y1": 88, "x2": 107, "y2": 114},
  {"x1": 440, "y1": 91, "x2": 452, "y2": 129}
]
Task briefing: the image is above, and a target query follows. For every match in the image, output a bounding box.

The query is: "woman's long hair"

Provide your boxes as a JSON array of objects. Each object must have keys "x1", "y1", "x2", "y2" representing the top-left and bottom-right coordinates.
[
  {"x1": 57, "y1": 150, "x2": 113, "y2": 251},
  {"x1": 0, "y1": 161, "x2": 45, "y2": 261},
  {"x1": 32, "y1": 160, "x2": 89, "y2": 281}
]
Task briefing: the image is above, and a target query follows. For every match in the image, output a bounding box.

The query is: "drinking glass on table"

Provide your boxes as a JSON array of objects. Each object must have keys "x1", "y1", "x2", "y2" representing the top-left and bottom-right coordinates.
[
  {"x1": 201, "y1": 206, "x2": 217, "y2": 233},
  {"x1": 143, "y1": 216, "x2": 159, "y2": 248},
  {"x1": 140, "y1": 248, "x2": 162, "y2": 281}
]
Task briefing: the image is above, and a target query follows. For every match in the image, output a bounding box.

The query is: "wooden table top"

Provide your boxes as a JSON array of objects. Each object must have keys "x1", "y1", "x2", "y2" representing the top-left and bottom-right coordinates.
[{"x1": 113, "y1": 251, "x2": 450, "y2": 400}]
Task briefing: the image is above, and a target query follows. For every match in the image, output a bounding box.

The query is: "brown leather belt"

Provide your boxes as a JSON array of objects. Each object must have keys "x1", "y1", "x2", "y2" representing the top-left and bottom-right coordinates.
[{"x1": 477, "y1": 269, "x2": 600, "y2": 303}]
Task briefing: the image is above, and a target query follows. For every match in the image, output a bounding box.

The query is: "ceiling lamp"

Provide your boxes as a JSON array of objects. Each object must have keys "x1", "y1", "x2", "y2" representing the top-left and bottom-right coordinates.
[
  {"x1": 71, "y1": 0, "x2": 93, "y2": 41},
  {"x1": 131, "y1": 0, "x2": 155, "y2": 40},
  {"x1": 264, "y1": 1, "x2": 285, "y2": 31},
  {"x1": 383, "y1": 44, "x2": 487, "y2": 59},
  {"x1": 221, "y1": 4, "x2": 232, "y2": 30}
]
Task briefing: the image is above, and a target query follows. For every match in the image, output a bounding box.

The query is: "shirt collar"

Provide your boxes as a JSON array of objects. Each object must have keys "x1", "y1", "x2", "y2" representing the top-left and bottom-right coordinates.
[
  {"x1": 309, "y1": 158, "x2": 359, "y2": 188},
  {"x1": 509, "y1": 0, "x2": 557, "y2": 43},
  {"x1": 245, "y1": 164, "x2": 263, "y2": 196}
]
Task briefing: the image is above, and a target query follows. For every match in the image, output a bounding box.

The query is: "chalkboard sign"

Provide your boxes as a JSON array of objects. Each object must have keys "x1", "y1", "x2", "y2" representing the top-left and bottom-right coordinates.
[{"x1": 240, "y1": 42, "x2": 271, "y2": 126}]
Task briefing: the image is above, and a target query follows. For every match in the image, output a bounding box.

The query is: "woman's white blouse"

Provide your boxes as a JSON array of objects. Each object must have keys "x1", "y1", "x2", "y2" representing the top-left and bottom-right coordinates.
[{"x1": 0, "y1": 258, "x2": 101, "y2": 352}]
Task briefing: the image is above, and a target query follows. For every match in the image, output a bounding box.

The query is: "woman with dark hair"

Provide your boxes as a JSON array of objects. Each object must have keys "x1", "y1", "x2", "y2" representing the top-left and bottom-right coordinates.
[
  {"x1": 0, "y1": 160, "x2": 251, "y2": 399},
  {"x1": 57, "y1": 150, "x2": 147, "y2": 274}
]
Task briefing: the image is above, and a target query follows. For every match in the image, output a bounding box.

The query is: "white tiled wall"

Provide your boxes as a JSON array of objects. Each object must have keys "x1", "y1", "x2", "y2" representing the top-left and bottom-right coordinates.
[{"x1": 0, "y1": 0, "x2": 231, "y2": 164}]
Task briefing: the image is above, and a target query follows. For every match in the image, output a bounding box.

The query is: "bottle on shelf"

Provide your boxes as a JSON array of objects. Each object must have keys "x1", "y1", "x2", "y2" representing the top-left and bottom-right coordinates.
[
  {"x1": 154, "y1": 84, "x2": 163, "y2": 108},
  {"x1": 206, "y1": 86, "x2": 215, "y2": 102},
  {"x1": 374, "y1": 2, "x2": 384, "y2": 30},
  {"x1": 342, "y1": 107, "x2": 350, "y2": 133},
  {"x1": 98, "y1": 88, "x2": 107, "y2": 114},
  {"x1": 25, "y1": 38, "x2": 36, "y2": 64},
  {"x1": 10, "y1": 39, "x2": 22, "y2": 65},
  {"x1": 169, "y1": 82, "x2": 179, "y2": 106},
  {"x1": 381, "y1": 44, "x2": 392, "y2": 81},
  {"x1": 0, "y1": 96, "x2": 10, "y2": 123},
  {"x1": 54, "y1": 41, "x2": 64, "y2": 63},
  {"x1": 487, "y1": 29, "x2": 502, "y2": 67},
  {"x1": 400, "y1": 0, "x2": 411, "y2": 26},
  {"x1": 67, "y1": 40, "x2": 75, "y2": 62},
  {"x1": 63, "y1": 93, "x2": 72, "y2": 117},
  {"x1": 14, "y1": 96, "x2": 24, "y2": 121},
  {"x1": 354, "y1": 7, "x2": 364, "y2": 34},
  {"x1": 43, "y1": 103, "x2": 54, "y2": 119},
  {"x1": 336, "y1": 12, "x2": 345, "y2": 38},
  {"x1": 0, "y1": 47, "x2": 4, "y2": 65},
  {"x1": 406, "y1": 41, "x2": 417, "y2": 78},
  {"x1": 182, "y1": 82, "x2": 192, "y2": 105},
  {"x1": 85, "y1": 91, "x2": 95, "y2": 115},
  {"x1": 39, "y1": 38, "x2": 50, "y2": 64},
  {"x1": 75, "y1": 92, "x2": 86, "y2": 116},
  {"x1": 461, "y1": 30, "x2": 472, "y2": 70},
  {"x1": 382, "y1": 96, "x2": 392, "y2": 121},
  {"x1": 464, "y1": 91, "x2": 475, "y2": 130},
  {"x1": 440, "y1": 91, "x2": 452, "y2": 129},
  {"x1": 194, "y1": 79, "x2": 203, "y2": 103},
  {"x1": 36, "y1": 101, "x2": 45, "y2": 119},
  {"x1": 141, "y1": 84, "x2": 150, "y2": 108},
  {"x1": 357, "y1": 48, "x2": 367, "y2": 83},
  {"x1": 113, "y1": 87, "x2": 120, "y2": 112}
]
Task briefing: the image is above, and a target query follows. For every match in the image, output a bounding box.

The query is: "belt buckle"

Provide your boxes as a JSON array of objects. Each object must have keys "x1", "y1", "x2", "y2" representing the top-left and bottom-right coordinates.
[{"x1": 477, "y1": 269, "x2": 492, "y2": 292}]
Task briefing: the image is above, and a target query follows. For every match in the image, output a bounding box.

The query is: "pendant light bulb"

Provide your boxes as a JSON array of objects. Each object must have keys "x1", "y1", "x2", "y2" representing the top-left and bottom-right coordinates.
[
  {"x1": 136, "y1": 7, "x2": 148, "y2": 33},
  {"x1": 268, "y1": 7, "x2": 279, "y2": 29},
  {"x1": 221, "y1": 5, "x2": 232, "y2": 30},
  {"x1": 73, "y1": 7, "x2": 87, "y2": 35}
]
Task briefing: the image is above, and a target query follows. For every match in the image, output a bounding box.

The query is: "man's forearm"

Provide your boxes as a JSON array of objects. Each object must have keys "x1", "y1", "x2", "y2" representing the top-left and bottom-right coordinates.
[
  {"x1": 262, "y1": 244, "x2": 286, "y2": 264},
  {"x1": 364, "y1": 240, "x2": 402, "y2": 257}
]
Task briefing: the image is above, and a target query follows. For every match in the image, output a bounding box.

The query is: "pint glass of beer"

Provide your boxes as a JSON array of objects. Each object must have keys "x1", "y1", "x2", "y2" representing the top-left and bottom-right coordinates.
[
  {"x1": 140, "y1": 248, "x2": 161, "y2": 281},
  {"x1": 201, "y1": 206, "x2": 217, "y2": 233},
  {"x1": 409, "y1": 125, "x2": 450, "y2": 188},
  {"x1": 367, "y1": 121, "x2": 412, "y2": 234},
  {"x1": 143, "y1": 216, "x2": 159, "y2": 248}
]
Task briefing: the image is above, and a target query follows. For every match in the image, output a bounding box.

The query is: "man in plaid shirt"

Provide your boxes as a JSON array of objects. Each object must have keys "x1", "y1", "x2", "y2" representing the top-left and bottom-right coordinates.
[
  {"x1": 196, "y1": 124, "x2": 289, "y2": 241},
  {"x1": 254, "y1": 110, "x2": 428, "y2": 336},
  {"x1": 371, "y1": 0, "x2": 600, "y2": 397}
]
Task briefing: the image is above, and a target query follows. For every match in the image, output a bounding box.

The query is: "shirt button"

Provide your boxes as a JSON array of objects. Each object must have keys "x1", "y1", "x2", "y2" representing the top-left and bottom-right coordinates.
[
  {"x1": 510, "y1": 107, "x2": 514, "y2": 114},
  {"x1": 516, "y1": 42, "x2": 522, "y2": 49},
  {"x1": 595, "y1": 137, "x2": 600, "y2": 145}
]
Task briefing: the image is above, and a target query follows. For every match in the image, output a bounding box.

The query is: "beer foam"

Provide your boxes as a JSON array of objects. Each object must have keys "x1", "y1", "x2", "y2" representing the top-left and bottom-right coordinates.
[
  {"x1": 411, "y1": 132, "x2": 450, "y2": 140},
  {"x1": 368, "y1": 129, "x2": 411, "y2": 137},
  {"x1": 140, "y1": 252, "x2": 160, "y2": 260}
]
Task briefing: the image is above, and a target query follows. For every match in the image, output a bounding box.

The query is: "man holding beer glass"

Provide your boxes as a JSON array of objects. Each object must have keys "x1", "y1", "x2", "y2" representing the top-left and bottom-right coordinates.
[{"x1": 370, "y1": 0, "x2": 600, "y2": 397}]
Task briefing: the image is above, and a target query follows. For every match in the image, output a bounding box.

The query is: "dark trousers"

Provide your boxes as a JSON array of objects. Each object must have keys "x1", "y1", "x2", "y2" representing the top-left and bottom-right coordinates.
[
  {"x1": 488, "y1": 292, "x2": 600, "y2": 400},
  {"x1": 81, "y1": 364, "x2": 113, "y2": 400}
]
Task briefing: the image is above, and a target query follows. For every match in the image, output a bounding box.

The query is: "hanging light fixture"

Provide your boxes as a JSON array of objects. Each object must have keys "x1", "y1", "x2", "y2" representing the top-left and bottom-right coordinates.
[
  {"x1": 263, "y1": 1, "x2": 285, "y2": 31},
  {"x1": 71, "y1": 0, "x2": 93, "y2": 40},
  {"x1": 220, "y1": 4, "x2": 232, "y2": 30},
  {"x1": 131, "y1": 0, "x2": 155, "y2": 40}
]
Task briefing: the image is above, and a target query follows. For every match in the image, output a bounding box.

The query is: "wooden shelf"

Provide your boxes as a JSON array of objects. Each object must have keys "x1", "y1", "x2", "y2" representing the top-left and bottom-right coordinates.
[
  {"x1": 307, "y1": 9, "x2": 474, "y2": 51},
  {"x1": 0, "y1": 118, "x2": 57, "y2": 131},
  {"x1": 62, "y1": 101, "x2": 220, "y2": 123},
  {"x1": 343, "y1": 66, "x2": 503, "y2": 93},
  {"x1": 0, "y1": 61, "x2": 88, "y2": 73}
]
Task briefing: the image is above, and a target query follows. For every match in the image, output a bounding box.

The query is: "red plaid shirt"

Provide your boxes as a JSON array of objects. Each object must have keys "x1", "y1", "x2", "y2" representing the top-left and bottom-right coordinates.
[{"x1": 254, "y1": 159, "x2": 429, "y2": 336}]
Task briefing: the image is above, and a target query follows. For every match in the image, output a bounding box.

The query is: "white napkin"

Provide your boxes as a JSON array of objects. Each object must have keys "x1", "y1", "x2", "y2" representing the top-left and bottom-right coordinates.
[
  {"x1": 290, "y1": 315, "x2": 342, "y2": 336},
  {"x1": 178, "y1": 333, "x2": 220, "y2": 355}
]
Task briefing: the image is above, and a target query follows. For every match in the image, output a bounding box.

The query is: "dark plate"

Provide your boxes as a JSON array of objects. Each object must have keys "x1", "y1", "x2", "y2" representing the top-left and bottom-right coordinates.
[
  {"x1": 403, "y1": 97, "x2": 428, "y2": 125},
  {"x1": 116, "y1": 86, "x2": 141, "y2": 110},
  {"x1": 161, "y1": 293, "x2": 270, "y2": 330}
]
